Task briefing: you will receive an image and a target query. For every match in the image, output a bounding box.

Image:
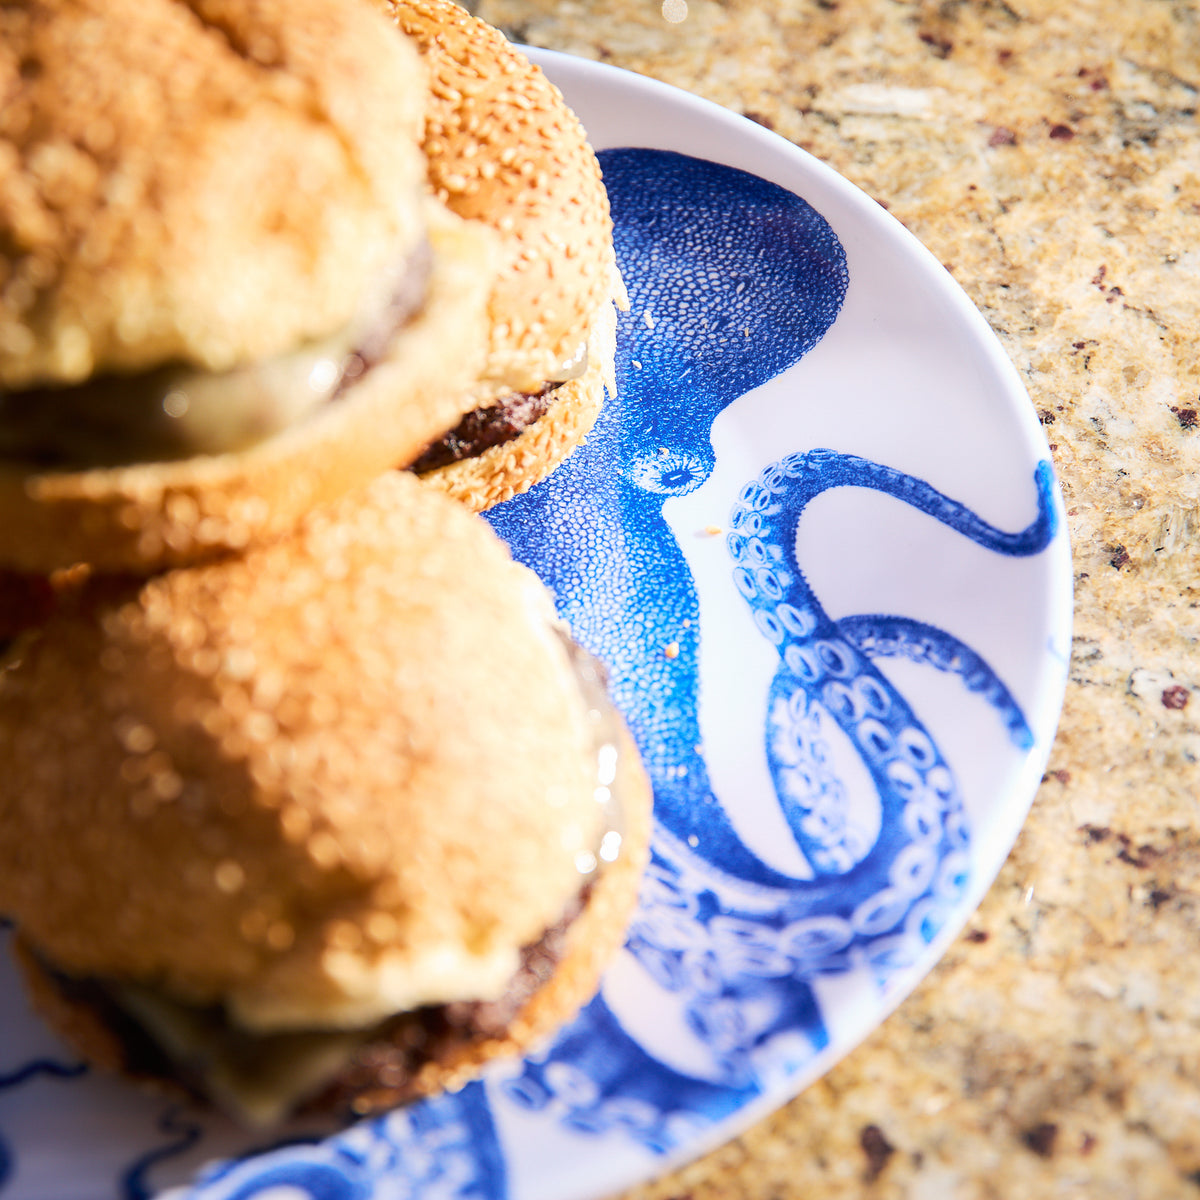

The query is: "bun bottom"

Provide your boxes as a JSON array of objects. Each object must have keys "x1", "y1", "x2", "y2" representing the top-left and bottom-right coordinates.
[
  {"x1": 419, "y1": 296, "x2": 617, "y2": 512},
  {"x1": 10, "y1": 726, "x2": 651, "y2": 1122},
  {"x1": 417, "y1": 356, "x2": 603, "y2": 513}
]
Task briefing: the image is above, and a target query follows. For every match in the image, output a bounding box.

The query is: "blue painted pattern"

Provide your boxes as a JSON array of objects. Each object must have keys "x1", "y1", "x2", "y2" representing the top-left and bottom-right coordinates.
[
  {"x1": 0, "y1": 1053, "x2": 87, "y2": 1193},
  {"x1": 182, "y1": 1083, "x2": 505, "y2": 1200}
]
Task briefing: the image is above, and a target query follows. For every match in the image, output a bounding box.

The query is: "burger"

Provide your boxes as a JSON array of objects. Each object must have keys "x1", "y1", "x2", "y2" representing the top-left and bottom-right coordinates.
[
  {"x1": 383, "y1": 0, "x2": 623, "y2": 512},
  {"x1": 0, "y1": 0, "x2": 619, "y2": 573},
  {"x1": 0, "y1": 471, "x2": 651, "y2": 1125}
]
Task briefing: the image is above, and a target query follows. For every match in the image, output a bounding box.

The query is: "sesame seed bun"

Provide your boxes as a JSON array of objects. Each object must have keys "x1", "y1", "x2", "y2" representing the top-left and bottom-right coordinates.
[
  {"x1": 0, "y1": 470, "x2": 650, "y2": 1120},
  {"x1": 0, "y1": 0, "x2": 499, "y2": 574},
  {"x1": 380, "y1": 0, "x2": 622, "y2": 507},
  {"x1": 382, "y1": 0, "x2": 617, "y2": 390}
]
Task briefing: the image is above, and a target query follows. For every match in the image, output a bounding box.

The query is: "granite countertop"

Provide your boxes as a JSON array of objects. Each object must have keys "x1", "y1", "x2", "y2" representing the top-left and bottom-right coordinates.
[{"x1": 476, "y1": 1, "x2": 1200, "y2": 1195}]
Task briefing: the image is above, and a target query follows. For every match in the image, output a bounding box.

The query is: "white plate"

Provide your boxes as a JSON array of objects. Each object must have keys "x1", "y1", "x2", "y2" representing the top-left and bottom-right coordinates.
[{"x1": 0, "y1": 51, "x2": 1072, "y2": 1200}]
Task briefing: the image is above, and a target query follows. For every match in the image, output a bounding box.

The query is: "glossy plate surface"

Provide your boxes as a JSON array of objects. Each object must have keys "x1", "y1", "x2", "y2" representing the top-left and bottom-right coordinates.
[{"x1": 0, "y1": 51, "x2": 1071, "y2": 1200}]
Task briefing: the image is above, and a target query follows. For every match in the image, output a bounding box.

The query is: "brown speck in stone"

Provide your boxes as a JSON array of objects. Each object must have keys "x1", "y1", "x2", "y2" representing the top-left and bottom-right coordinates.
[
  {"x1": 1105, "y1": 286, "x2": 1123, "y2": 303},
  {"x1": 1022, "y1": 1122, "x2": 1058, "y2": 1158},
  {"x1": 1171, "y1": 406, "x2": 1198, "y2": 430},
  {"x1": 1147, "y1": 888, "x2": 1173, "y2": 911},
  {"x1": 1073, "y1": 341, "x2": 1087, "y2": 350},
  {"x1": 998, "y1": 48, "x2": 1014, "y2": 64},
  {"x1": 1108, "y1": 545, "x2": 1130, "y2": 569},
  {"x1": 1049, "y1": 123, "x2": 1075, "y2": 140},
  {"x1": 860, "y1": 1124, "x2": 896, "y2": 1182},
  {"x1": 1082, "y1": 824, "x2": 1111, "y2": 843},
  {"x1": 1038, "y1": 409, "x2": 1056, "y2": 425},
  {"x1": 965, "y1": 928, "x2": 989, "y2": 943},
  {"x1": 918, "y1": 30, "x2": 953, "y2": 57},
  {"x1": 1162, "y1": 685, "x2": 1190, "y2": 709},
  {"x1": 1116, "y1": 841, "x2": 1162, "y2": 869},
  {"x1": 1091, "y1": 265, "x2": 1107, "y2": 287},
  {"x1": 1048, "y1": 443, "x2": 1058, "y2": 451},
  {"x1": 1081, "y1": 1132, "x2": 1097, "y2": 1155},
  {"x1": 988, "y1": 126, "x2": 1018, "y2": 146}
]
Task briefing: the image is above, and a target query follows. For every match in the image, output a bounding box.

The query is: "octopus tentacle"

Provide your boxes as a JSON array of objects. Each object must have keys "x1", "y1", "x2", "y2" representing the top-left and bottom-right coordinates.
[
  {"x1": 730, "y1": 449, "x2": 1056, "y2": 876},
  {"x1": 838, "y1": 614, "x2": 1034, "y2": 749}
]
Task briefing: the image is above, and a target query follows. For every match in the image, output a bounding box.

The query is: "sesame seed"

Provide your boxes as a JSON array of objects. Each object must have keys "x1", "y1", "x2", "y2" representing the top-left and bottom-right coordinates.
[
  {"x1": 265, "y1": 920, "x2": 295, "y2": 951},
  {"x1": 214, "y1": 859, "x2": 245, "y2": 894},
  {"x1": 326, "y1": 919, "x2": 362, "y2": 951},
  {"x1": 117, "y1": 720, "x2": 156, "y2": 754},
  {"x1": 365, "y1": 911, "x2": 398, "y2": 944},
  {"x1": 151, "y1": 768, "x2": 183, "y2": 801},
  {"x1": 307, "y1": 830, "x2": 341, "y2": 868}
]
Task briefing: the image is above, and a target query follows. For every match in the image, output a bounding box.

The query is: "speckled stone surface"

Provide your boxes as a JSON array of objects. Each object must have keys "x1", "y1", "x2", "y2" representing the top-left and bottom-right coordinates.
[{"x1": 475, "y1": 1, "x2": 1200, "y2": 1196}]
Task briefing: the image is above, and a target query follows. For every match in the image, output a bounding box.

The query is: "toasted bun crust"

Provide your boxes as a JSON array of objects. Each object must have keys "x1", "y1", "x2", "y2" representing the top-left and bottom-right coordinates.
[
  {"x1": 0, "y1": 471, "x2": 618, "y2": 1029},
  {"x1": 0, "y1": 209, "x2": 496, "y2": 574},
  {"x1": 0, "y1": 0, "x2": 429, "y2": 389},
  {"x1": 380, "y1": 0, "x2": 618, "y2": 392}
]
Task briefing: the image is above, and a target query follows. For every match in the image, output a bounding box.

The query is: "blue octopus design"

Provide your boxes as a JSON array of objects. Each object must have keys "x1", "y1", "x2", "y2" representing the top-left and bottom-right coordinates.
[
  {"x1": 0, "y1": 1056, "x2": 87, "y2": 1192},
  {"x1": 178, "y1": 1083, "x2": 504, "y2": 1200},
  {"x1": 486, "y1": 148, "x2": 1057, "y2": 1148}
]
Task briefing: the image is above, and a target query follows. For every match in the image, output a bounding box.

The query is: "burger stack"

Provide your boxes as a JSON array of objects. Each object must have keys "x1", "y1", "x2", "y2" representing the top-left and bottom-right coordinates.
[{"x1": 0, "y1": 0, "x2": 649, "y2": 1127}]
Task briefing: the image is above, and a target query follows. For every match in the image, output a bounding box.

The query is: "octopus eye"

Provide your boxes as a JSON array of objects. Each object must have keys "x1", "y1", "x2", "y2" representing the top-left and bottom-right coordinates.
[{"x1": 627, "y1": 448, "x2": 709, "y2": 495}]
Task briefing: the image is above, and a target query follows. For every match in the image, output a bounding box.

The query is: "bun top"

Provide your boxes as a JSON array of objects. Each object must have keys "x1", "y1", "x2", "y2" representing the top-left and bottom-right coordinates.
[
  {"x1": 0, "y1": 472, "x2": 605, "y2": 1031},
  {"x1": 0, "y1": 0, "x2": 429, "y2": 389},
  {"x1": 381, "y1": 0, "x2": 618, "y2": 390}
]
